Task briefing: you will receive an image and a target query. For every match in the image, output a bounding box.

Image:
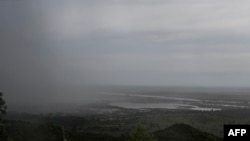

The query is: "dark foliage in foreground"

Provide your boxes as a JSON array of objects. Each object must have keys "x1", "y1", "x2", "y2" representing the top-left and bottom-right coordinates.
[
  {"x1": 1, "y1": 121, "x2": 63, "y2": 141},
  {"x1": 0, "y1": 120, "x2": 222, "y2": 141},
  {"x1": 68, "y1": 131, "x2": 120, "y2": 141},
  {"x1": 0, "y1": 92, "x2": 7, "y2": 119},
  {"x1": 154, "y1": 123, "x2": 222, "y2": 141}
]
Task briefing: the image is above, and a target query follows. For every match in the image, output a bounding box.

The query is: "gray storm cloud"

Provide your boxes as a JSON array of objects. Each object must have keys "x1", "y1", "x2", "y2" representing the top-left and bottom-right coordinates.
[{"x1": 1, "y1": 0, "x2": 250, "y2": 106}]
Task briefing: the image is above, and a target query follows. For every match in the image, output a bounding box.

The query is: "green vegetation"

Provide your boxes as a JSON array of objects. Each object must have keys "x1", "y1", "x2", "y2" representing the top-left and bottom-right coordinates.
[
  {"x1": 0, "y1": 92, "x2": 7, "y2": 119},
  {"x1": 154, "y1": 123, "x2": 222, "y2": 141},
  {"x1": 0, "y1": 119, "x2": 223, "y2": 141},
  {"x1": 2, "y1": 107, "x2": 249, "y2": 141},
  {"x1": 67, "y1": 131, "x2": 120, "y2": 141},
  {"x1": 3, "y1": 121, "x2": 63, "y2": 141},
  {"x1": 0, "y1": 92, "x2": 7, "y2": 141},
  {"x1": 127, "y1": 125, "x2": 156, "y2": 141}
]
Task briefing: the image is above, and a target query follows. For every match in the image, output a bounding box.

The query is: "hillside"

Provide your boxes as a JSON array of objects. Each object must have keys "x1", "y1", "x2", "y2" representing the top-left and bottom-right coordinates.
[
  {"x1": 154, "y1": 123, "x2": 222, "y2": 141},
  {"x1": 1, "y1": 120, "x2": 222, "y2": 141}
]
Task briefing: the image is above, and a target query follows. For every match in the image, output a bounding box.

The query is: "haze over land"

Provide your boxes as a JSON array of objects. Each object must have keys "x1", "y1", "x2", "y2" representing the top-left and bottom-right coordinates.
[{"x1": 1, "y1": 0, "x2": 250, "y2": 109}]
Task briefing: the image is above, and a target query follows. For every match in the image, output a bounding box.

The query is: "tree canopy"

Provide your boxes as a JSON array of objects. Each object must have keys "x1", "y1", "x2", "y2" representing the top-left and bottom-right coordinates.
[
  {"x1": 127, "y1": 125, "x2": 156, "y2": 141},
  {"x1": 0, "y1": 92, "x2": 7, "y2": 119}
]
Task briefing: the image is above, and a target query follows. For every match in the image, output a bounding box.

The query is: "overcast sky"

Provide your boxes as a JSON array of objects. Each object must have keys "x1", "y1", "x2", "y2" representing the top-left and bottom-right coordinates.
[{"x1": 1, "y1": 0, "x2": 250, "y2": 104}]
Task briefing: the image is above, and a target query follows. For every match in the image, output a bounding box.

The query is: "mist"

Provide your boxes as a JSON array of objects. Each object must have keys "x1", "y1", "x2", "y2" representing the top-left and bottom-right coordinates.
[{"x1": 1, "y1": 0, "x2": 250, "y2": 112}]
